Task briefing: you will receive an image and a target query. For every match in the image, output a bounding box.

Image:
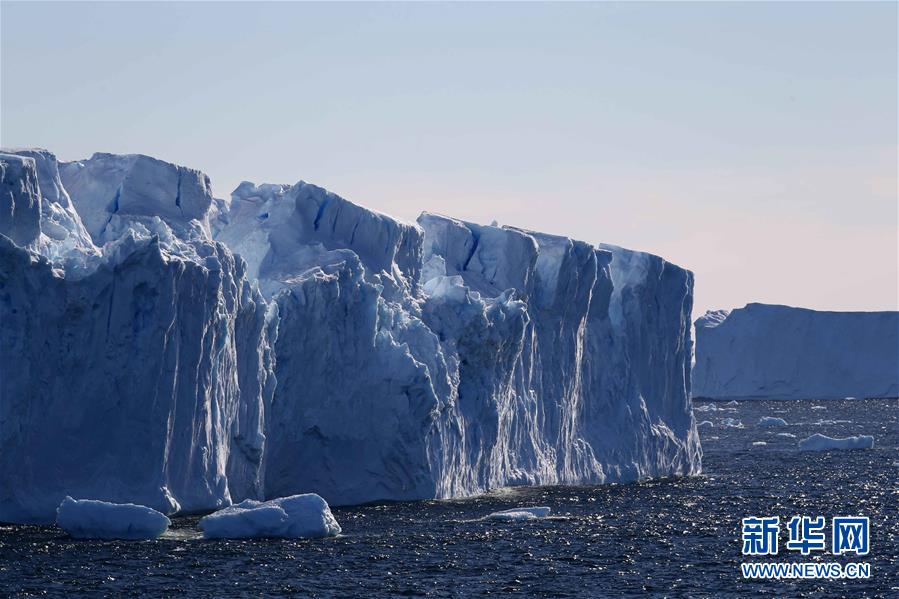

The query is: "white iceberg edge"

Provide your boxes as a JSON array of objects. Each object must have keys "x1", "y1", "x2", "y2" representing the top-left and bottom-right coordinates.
[{"x1": 483, "y1": 506, "x2": 552, "y2": 521}]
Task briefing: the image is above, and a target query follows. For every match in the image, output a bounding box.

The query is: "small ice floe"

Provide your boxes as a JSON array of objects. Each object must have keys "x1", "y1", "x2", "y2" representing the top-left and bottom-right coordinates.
[
  {"x1": 777, "y1": 433, "x2": 797, "y2": 438},
  {"x1": 695, "y1": 404, "x2": 718, "y2": 412},
  {"x1": 724, "y1": 401, "x2": 739, "y2": 407},
  {"x1": 698, "y1": 420, "x2": 714, "y2": 428},
  {"x1": 483, "y1": 507, "x2": 551, "y2": 522},
  {"x1": 56, "y1": 496, "x2": 170, "y2": 540},
  {"x1": 798, "y1": 434, "x2": 874, "y2": 452},
  {"x1": 844, "y1": 397, "x2": 856, "y2": 400},
  {"x1": 813, "y1": 419, "x2": 852, "y2": 426},
  {"x1": 720, "y1": 418, "x2": 744, "y2": 428},
  {"x1": 811, "y1": 405, "x2": 827, "y2": 410},
  {"x1": 752, "y1": 442, "x2": 767, "y2": 446},
  {"x1": 199, "y1": 494, "x2": 341, "y2": 539},
  {"x1": 758, "y1": 417, "x2": 788, "y2": 428}
]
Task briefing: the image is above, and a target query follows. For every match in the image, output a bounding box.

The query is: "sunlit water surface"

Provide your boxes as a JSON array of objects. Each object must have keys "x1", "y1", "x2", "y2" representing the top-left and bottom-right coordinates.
[{"x1": 2, "y1": 399, "x2": 896, "y2": 597}]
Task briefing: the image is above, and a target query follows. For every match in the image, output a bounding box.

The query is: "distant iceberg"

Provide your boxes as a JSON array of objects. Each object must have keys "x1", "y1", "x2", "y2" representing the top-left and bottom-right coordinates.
[
  {"x1": 798, "y1": 434, "x2": 874, "y2": 451},
  {"x1": 758, "y1": 417, "x2": 788, "y2": 427},
  {"x1": 56, "y1": 497, "x2": 170, "y2": 540},
  {"x1": 693, "y1": 304, "x2": 898, "y2": 400},
  {"x1": 199, "y1": 494, "x2": 341, "y2": 539}
]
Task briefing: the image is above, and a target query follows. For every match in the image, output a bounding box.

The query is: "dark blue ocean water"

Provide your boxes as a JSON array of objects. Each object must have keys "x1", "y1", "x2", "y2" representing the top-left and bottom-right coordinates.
[{"x1": 1, "y1": 399, "x2": 896, "y2": 598}]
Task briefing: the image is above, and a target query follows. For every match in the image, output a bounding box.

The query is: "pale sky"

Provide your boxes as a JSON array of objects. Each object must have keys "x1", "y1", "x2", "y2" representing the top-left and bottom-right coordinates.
[{"x1": 2, "y1": 1, "x2": 896, "y2": 317}]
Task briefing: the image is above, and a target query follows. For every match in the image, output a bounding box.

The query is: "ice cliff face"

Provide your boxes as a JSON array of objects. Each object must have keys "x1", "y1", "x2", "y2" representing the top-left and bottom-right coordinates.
[
  {"x1": 0, "y1": 148, "x2": 699, "y2": 523},
  {"x1": 0, "y1": 151, "x2": 276, "y2": 523},
  {"x1": 693, "y1": 303, "x2": 899, "y2": 400}
]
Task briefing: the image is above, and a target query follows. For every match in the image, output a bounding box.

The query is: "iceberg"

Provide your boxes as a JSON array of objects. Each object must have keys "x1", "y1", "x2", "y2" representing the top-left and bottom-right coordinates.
[
  {"x1": 484, "y1": 506, "x2": 552, "y2": 521},
  {"x1": 55, "y1": 496, "x2": 170, "y2": 540},
  {"x1": 693, "y1": 304, "x2": 899, "y2": 400},
  {"x1": 758, "y1": 417, "x2": 788, "y2": 427},
  {"x1": 0, "y1": 148, "x2": 700, "y2": 523},
  {"x1": 798, "y1": 434, "x2": 874, "y2": 451},
  {"x1": 199, "y1": 493, "x2": 341, "y2": 539}
]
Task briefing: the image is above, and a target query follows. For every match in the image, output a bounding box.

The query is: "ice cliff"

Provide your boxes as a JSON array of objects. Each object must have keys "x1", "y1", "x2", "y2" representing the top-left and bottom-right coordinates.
[
  {"x1": 693, "y1": 303, "x2": 899, "y2": 400},
  {"x1": 0, "y1": 149, "x2": 699, "y2": 523}
]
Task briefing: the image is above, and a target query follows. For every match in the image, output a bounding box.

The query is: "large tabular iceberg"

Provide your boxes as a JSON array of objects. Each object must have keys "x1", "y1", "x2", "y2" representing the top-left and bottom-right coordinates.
[
  {"x1": 0, "y1": 148, "x2": 699, "y2": 523},
  {"x1": 693, "y1": 304, "x2": 899, "y2": 401}
]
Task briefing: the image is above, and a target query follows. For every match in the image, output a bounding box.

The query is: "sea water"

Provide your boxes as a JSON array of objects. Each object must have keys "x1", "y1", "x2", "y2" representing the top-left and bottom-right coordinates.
[{"x1": 1, "y1": 399, "x2": 895, "y2": 597}]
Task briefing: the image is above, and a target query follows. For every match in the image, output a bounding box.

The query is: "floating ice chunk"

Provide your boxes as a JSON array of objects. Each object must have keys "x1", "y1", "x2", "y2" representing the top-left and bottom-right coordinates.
[
  {"x1": 813, "y1": 419, "x2": 852, "y2": 426},
  {"x1": 724, "y1": 401, "x2": 739, "y2": 407},
  {"x1": 55, "y1": 496, "x2": 170, "y2": 540},
  {"x1": 777, "y1": 433, "x2": 797, "y2": 438},
  {"x1": 484, "y1": 506, "x2": 552, "y2": 521},
  {"x1": 752, "y1": 442, "x2": 767, "y2": 446},
  {"x1": 697, "y1": 420, "x2": 714, "y2": 428},
  {"x1": 199, "y1": 494, "x2": 341, "y2": 539},
  {"x1": 720, "y1": 418, "x2": 744, "y2": 428},
  {"x1": 758, "y1": 417, "x2": 788, "y2": 427},
  {"x1": 694, "y1": 404, "x2": 718, "y2": 412},
  {"x1": 811, "y1": 406, "x2": 827, "y2": 410},
  {"x1": 798, "y1": 434, "x2": 874, "y2": 452}
]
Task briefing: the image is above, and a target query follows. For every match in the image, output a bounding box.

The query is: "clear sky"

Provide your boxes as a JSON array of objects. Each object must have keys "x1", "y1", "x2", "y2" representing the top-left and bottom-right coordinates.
[{"x1": 2, "y1": 1, "x2": 896, "y2": 317}]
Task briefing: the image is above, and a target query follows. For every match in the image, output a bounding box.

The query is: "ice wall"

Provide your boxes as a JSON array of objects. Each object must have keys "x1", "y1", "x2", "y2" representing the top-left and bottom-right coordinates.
[
  {"x1": 693, "y1": 303, "x2": 899, "y2": 400},
  {"x1": 0, "y1": 151, "x2": 276, "y2": 523},
  {"x1": 0, "y1": 148, "x2": 699, "y2": 522}
]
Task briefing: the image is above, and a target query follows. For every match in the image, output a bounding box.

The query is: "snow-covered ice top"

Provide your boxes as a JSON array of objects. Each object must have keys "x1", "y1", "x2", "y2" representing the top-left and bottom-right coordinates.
[
  {"x1": 213, "y1": 180, "x2": 422, "y2": 297},
  {"x1": 55, "y1": 497, "x2": 171, "y2": 540},
  {"x1": 59, "y1": 152, "x2": 213, "y2": 245},
  {"x1": 694, "y1": 303, "x2": 899, "y2": 400},
  {"x1": 0, "y1": 153, "x2": 41, "y2": 248},
  {"x1": 199, "y1": 494, "x2": 341, "y2": 539}
]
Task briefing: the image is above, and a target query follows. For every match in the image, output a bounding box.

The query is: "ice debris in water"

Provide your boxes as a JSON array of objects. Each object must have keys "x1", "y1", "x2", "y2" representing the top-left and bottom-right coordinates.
[
  {"x1": 199, "y1": 494, "x2": 341, "y2": 539},
  {"x1": 697, "y1": 421, "x2": 714, "y2": 428},
  {"x1": 777, "y1": 433, "x2": 797, "y2": 438},
  {"x1": 811, "y1": 406, "x2": 827, "y2": 410},
  {"x1": 483, "y1": 507, "x2": 552, "y2": 521},
  {"x1": 758, "y1": 417, "x2": 788, "y2": 427},
  {"x1": 752, "y1": 442, "x2": 767, "y2": 446},
  {"x1": 55, "y1": 496, "x2": 170, "y2": 540},
  {"x1": 720, "y1": 418, "x2": 743, "y2": 428},
  {"x1": 798, "y1": 434, "x2": 874, "y2": 452}
]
